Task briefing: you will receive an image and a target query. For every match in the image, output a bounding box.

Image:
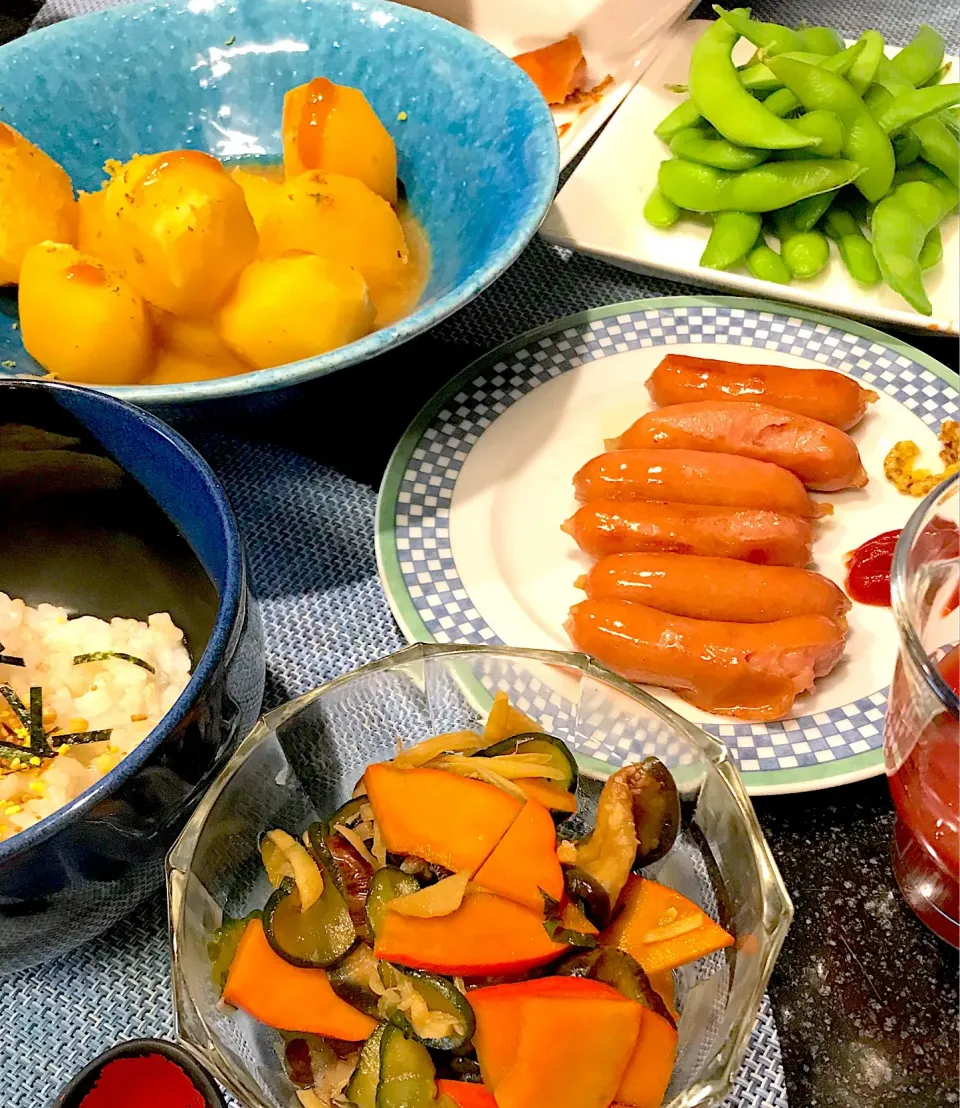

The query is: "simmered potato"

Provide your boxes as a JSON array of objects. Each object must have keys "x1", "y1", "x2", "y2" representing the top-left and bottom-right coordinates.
[
  {"x1": 282, "y1": 78, "x2": 397, "y2": 205},
  {"x1": 229, "y1": 168, "x2": 282, "y2": 235},
  {"x1": 217, "y1": 253, "x2": 375, "y2": 369},
  {"x1": 77, "y1": 188, "x2": 124, "y2": 270},
  {"x1": 19, "y1": 242, "x2": 152, "y2": 385},
  {"x1": 102, "y1": 150, "x2": 257, "y2": 316},
  {"x1": 258, "y1": 171, "x2": 408, "y2": 317},
  {"x1": 0, "y1": 123, "x2": 76, "y2": 285},
  {"x1": 148, "y1": 309, "x2": 252, "y2": 383}
]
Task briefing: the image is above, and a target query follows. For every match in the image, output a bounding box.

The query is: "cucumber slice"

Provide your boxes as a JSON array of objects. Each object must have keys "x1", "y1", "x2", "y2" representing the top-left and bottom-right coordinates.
[
  {"x1": 478, "y1": 731, "x2": 578, "y2": 793},
  {"x1": 376, "y1": 1025, "x2": 438, "y2": 1108},
  {"x1": 366, "y1": 867, "x2": 420, "y2": 940},
  {"x1": 346, "y1": 1023, "x2": 386, "y2": 1108},
  {"x1": 378, "y1": 963, "x2": 475, "y2": 1051},
  {"x1": 207, "y1": 910, "x2": 260, "y2": 993},
  {"x1": 328, "y1": 943, "x2": 381, "y2": 1017},
  {"x1": 263, "y1": 872, "x2": 356, "y2": 969}
]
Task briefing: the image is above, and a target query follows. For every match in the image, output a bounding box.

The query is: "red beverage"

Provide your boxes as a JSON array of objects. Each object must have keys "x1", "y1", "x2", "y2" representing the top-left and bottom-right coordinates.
[{"x1": 886, "y1": 645, "x2": 959, "y2": 946}]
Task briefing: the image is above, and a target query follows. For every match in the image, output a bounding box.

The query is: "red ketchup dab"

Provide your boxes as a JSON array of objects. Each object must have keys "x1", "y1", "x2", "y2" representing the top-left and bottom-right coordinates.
[{"x1": 844, "y1": 529, "x2": 902, "y2": 606}]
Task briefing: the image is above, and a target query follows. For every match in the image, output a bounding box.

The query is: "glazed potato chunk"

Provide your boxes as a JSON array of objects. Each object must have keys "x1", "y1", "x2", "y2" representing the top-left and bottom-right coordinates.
[
  {"x1": 0, "y1": 122, "x2": 76, "y2": 285},
  {"x1": 19, "y1": 242, "x2": 151, "y2": 385}
]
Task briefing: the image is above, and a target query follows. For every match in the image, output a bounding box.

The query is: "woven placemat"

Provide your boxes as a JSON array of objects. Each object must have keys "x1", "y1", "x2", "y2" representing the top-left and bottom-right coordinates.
[{"x1": 0, "y1": 436, "x2": 788, "y2": 1107}]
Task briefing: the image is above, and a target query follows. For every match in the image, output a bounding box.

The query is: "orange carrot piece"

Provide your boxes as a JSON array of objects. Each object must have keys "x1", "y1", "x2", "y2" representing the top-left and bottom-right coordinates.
[
  {"x1": 495, "y1": 994, "x2": 642, "y2": 1108},
  {"x1": 364, "y1": 762, "x2": 521, "y2": 873},
  {"x1": 374, "y1": 889, "x2": 568, "y2": 976},
  {"x1": 473, "y1": 800, "x2": 563, "y2": 912},
  {"x1": 222, "y1": 919, "x2": 377, "y2": 1040},
  {"x1": 515, "y1": 777, "x2": 578, "y2": 814},
  {"x1": 513, "y1": 34, "x2": 586, "y2": 105},
  {"x1": 470, "y1": 977, "x2": 621, "y2": 1091},
  {"x1": 616, "y1": 1008, "x2": 679, "y2": 1108},
  {"x1": 436, "y1": 1080, "x2": 498, "y2": 1108},
  {"x1": 602, "y1": 876, "x2": 734, "y2": 975}
]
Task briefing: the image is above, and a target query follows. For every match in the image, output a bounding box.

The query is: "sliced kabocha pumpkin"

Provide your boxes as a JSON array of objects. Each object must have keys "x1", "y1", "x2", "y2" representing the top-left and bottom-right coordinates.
[
  {"x1": 208, "y1": 910, "x2": 261, "y2": 993},
  {"x1": 377, "y1": 961, "x2": 475, "y2": 1050},
  {"x1": 602, "y1": 875, "x2": 734, "y2": 975},
  {"x1": 552, "y1": 946, "x2": 676, "y2": 1029},
  {"x1": 364, "y1": 762, "x2": 522, "y2": 873},
  {"x1": 616, "y1": 1007, "x2": 679, "y2": 1108},
  {"x1": 435, "y1": 1081, "x2": 497, "y2": 1108},
  {"x1": 222, "y1": 918, "x2": 377, "y2": 1040},
  {"x1": 374, "y1": 888, "x2": 569, "y2": 976},
  {"x1": 472, "y1": 799, "x2": 563, "y2": 913}
]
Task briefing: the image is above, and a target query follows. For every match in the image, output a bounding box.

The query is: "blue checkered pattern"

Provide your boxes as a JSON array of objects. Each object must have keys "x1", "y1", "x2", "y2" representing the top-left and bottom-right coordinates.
[{"x1": 391, "y1": 303, "x2": 958, "y2": 774}]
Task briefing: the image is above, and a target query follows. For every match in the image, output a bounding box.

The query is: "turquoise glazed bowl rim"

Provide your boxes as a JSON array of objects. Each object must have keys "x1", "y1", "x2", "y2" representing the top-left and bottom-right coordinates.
[
  {"x1": 3, "y1": 0, "x2": 560, "y2": 407},
  {"x1": 0, "y1": 378, "x2": 245, "y2": 863}
]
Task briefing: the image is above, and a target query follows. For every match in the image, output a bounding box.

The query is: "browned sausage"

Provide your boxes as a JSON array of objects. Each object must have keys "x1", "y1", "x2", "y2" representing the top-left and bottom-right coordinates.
[
  {"x1": 577, "y1": 552, "x2": 850, "y2": 627},
  {"x1": 566, "y1": 597, "x2": 846, "y2": 721},
  {"x1": 573, "y1": 449, "x2": 830, "y2": 517},
  {"x1": 646, "y1": 353, "x2": 877, "y2": 430},
  {"x1": 562, "y1": 501, "x2": 814, "y2": 566},
  {"x1": 612, "y1": 402, "x2": 867, "y2": 492}
]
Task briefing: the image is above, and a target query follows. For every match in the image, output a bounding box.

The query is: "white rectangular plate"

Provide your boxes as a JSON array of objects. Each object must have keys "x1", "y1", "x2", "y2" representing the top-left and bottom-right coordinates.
[
  {"x1": 399, "y1": 0, "x2": 696, "y2": 166},
  {"x1": 541, "y1": 21, "x2": 960, "y2": 334}
]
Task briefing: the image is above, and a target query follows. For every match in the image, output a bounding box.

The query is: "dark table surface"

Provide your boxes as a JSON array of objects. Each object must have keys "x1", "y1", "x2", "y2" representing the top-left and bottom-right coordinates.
[{"x1": 8, "y1": 2, "x2": 960, "y2": 1105}]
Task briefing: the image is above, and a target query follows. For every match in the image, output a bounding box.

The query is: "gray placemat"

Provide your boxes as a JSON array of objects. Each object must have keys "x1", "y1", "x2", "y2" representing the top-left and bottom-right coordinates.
[{"x1": 0, "y1": 436, "x2": 788, "y2": 1108}]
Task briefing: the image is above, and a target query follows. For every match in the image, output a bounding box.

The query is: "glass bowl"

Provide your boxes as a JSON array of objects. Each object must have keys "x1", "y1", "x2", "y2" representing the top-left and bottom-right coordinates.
[{"x1": 167, "y1": 643, "x2": 792, "y2": 1108}]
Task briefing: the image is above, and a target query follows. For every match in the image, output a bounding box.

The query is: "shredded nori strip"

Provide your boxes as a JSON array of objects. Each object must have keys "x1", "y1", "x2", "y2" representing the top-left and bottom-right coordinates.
[
  {"x1": 0, "y1": 655, "x2": 24, "y2": 667},
  {"x1": 0, "y1": 684, "x2": 29, "y2": 733},
  {"x1": 73, "y1": 651, "x2": 155, "y2": 674},
  {"x1": 29, "y1": 687, "x2": 50, "y2": 756},
  {"x1": 54, "y1": 729, "x2": 113, "y2": 746},
  {"x1": 0, "y1": 741, "x2": 51, "y2": 764}
]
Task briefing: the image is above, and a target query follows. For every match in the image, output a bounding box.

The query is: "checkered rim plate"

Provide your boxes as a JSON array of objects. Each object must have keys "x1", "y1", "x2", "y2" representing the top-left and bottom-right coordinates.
[{"x1": 377, "y1": 296, "x2": 958, "y2": 792}]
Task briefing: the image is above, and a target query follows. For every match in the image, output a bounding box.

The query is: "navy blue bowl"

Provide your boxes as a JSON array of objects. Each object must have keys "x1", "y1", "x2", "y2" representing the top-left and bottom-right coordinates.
[
  {"x1": 0, "y1": 0, "x2": 559, "y2": 408},
  {"x1": 0, "y1": 379, "x2": 264, "y2": 974}
]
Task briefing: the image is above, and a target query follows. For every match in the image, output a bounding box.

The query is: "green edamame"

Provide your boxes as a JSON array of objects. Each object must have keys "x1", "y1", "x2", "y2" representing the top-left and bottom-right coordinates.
[
  {"x1": 689, "y1": 17, "x2": 816, "y2": 150},
  {"x1": 822, "y1": 207, "x2": 882, "y2": 285},
  {"x1": 786, "y1": 190, "x2": 836, "y2": 231},
  {"x1": 714, "y1": 6, "x2": 805, "y2": 55},
  {"x1": 654, "y1": 98, "x2": 704, "y2": 141},
  {"x1": 872, "y1": 58, "x2": 960, "y2": 186},
  {"x1": 922, "y1": 64, "x2": 952, "y2": 88},
  {"x1": 658, "y1": 158, "x2": 860, "y2": 213},
  {"x1": 752, "y1": 43, "x2": 866, "y2": 119},
  {"x1": 773, "y1": 211, "x2": 830, "y2": 278},
  {"x1": 871, "y1": 179, "x2": 957, "y2": 314},
  {"x1": 778, "y1": 109, "x2": 846, "y2": 159},
  {"x1": 892, "y1": 160, "x2": 959, "y2": 201},
  {"x1": 766, "y1": 56, "x2": 895, "y2": 201},
  {"x1": 669, "y1": 126, "x2": 768, "y2": 170},
  {"x1": 797, "y1": 26, "x2": 845, "y2": 56},
  {"x1": 644, "y1": 188, "x2": 682, "y2": 228},
  {"x1": 942, "y1": 106, "x2": 959, "y2": 133},
  {"x1": 736, "y1": 51, "x2": 827, "y2": 92},
  {"x1": 875, "y1": 84, "x2": 960, "y2": 136},
  {"x1": 700, "y1": 211, "x2": 763, "y2": 269},
  {"x1": 891, "y1": 25, "x2": 945, "y2": 88},
  {"x1": 893, "y1": 131, "x2": 922, "y2": 167},
  {"x1": 746, "y1": 236, "x2": 792, "y2": 283},
  {"x1": 848, "y1": 30, "x2": 886, "y2": 95},
  {"x1": 919, "y1": 226, "x2": 943, "y2": 270}
]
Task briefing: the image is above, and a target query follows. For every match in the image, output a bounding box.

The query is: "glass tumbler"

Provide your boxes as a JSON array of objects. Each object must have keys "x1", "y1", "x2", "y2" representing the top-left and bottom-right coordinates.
[{"x1": 884, "y1": 472, "x2": 959, "y2": 947}]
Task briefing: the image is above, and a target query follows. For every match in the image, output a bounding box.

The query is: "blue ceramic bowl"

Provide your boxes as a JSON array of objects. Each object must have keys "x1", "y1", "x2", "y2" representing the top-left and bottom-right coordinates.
[
  {"x1": 0, "y1": 0, "x2": 559, "y2": 408},
  {"x1": 0, "y1": 379, "x2": 265, "y2": 974}
]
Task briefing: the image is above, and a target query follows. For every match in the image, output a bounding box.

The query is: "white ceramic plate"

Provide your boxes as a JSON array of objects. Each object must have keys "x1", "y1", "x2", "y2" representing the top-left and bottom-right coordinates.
[
  {"x1": 399, "y1": 0, "x2": 696, "y2": 166},
  {"x1": 376, "y1": 296, "x2": 959, "y2": 794},
  {"x1": 541, "y1": 22, "x2": 960, "y2": 334}
]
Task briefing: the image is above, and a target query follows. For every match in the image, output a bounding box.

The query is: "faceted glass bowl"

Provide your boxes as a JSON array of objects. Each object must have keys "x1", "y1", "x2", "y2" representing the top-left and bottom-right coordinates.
[{"x1": 167, "y1": 643, "x2": 792, "y2": 1108}]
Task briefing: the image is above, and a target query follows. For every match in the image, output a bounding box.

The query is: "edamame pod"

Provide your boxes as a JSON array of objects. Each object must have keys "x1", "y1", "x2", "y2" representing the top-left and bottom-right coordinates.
[
  {"x1": 786, "y1": 191, "x2": 836, "y2": 232},
  {"x1": 644, "y1": 188, "x2": 682, "y2": 228},
  {"x1": 669, "y1": 126, "x2": 769, "y2": 171},
  {"x1": 714, "y1": 7, "x2": 805, "y2": 55},
  {"x1": 848, "y1": 30, "x2": 885, "y2": 95},
  {"x1": 875, "y1": 84, "x2": 960, "y2": 136},
  {"x1": 736, "y1": 52, "x2": 827, "y2": 92},
  {"x1": 655, "y1": 98, "x2": 704, "y2": 140},
  {"x1": 700, "y1": 211, "x2": 763, "y2": 269},
  {"x1": 658, "y1": 158, "x2": 860, "y2": 213},
  {"x1": 778, "y1": 110, "x2": 846, "y2": 159},
  {"x1": 919, "y1": 226, "x2": 943, "y2": 271},
  {"x1": 893, "y1": 131, "x2": 922, "y2": 167},
  {"x1": 773, "y1": 211, "x2": 830, "y2": 279},
  {"x1": 746, "y1": 236, "x2": 792, "y2": 283},
  {"x1": 689, "y1": 17, "x2": 817, "y2": 150},
  {"x1": 891, "y1": 25, "x2": 945, "y2": 88},
  {"x1": 757, "y1": 43, "x2": 867, "y2": 118},
  {"x1": 766, "y1": 56, "x2": 895, "y2": 201},
  {"x1": 872, "y1": 58, "x2": 960, "y2": 186},
  {"x1": 871, "y1": 179, "x2": 958, "y2": 314},
  {"x1": 822, "y1": 208, "x2": 881, "y2": 285},
  {"x1": 797, "y1": 26, "x2": 845, "y2": 57}
]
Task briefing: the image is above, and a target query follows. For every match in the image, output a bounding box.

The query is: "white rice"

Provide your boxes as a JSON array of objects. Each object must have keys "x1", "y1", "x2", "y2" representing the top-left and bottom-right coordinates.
[{"x1": 0, "y1": 592, "x2": 192, "y2": 843}]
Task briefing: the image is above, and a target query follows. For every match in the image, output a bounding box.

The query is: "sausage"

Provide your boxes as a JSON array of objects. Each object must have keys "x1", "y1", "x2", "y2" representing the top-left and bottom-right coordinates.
[
  {"x1": 563, "y1": 501, "x2": 813, "y2": 566},
  {"x1": 578, "y1": 552, "x2": 850, "y2": 627},
  {"x1": 566, "y1": 597, "x2": 846, "y2": 721},
  {"x1": 573, "y1": 448, "x2": 829, "y2": 518},
  {"x1": 613, "y1": 401, "x2": 868, "y2": 492},
  {"x1": 646, "y1": 353, "x2": 878, "y2": 430}
]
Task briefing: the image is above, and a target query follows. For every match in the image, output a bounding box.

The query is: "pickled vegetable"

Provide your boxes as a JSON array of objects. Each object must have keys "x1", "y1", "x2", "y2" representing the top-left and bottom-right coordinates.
[
  {"x1": 377, "y1": 962, "x2": 475, "y2": 1050},
  {"x1": 263, "y1": 874, "x2": 356, "y2": 969}
]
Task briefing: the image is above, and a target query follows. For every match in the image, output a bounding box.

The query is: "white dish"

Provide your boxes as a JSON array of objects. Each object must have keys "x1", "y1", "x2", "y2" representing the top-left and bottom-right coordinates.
[
  {"x1": 376, "y1": 296, "x2": 959, "y2": 794},
  {"x1": 541, "y1": 21, "x2": 960, "y2": 333},
  {"x1": 400, "y1": 0, "x2": 696, "y2": 166}
]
